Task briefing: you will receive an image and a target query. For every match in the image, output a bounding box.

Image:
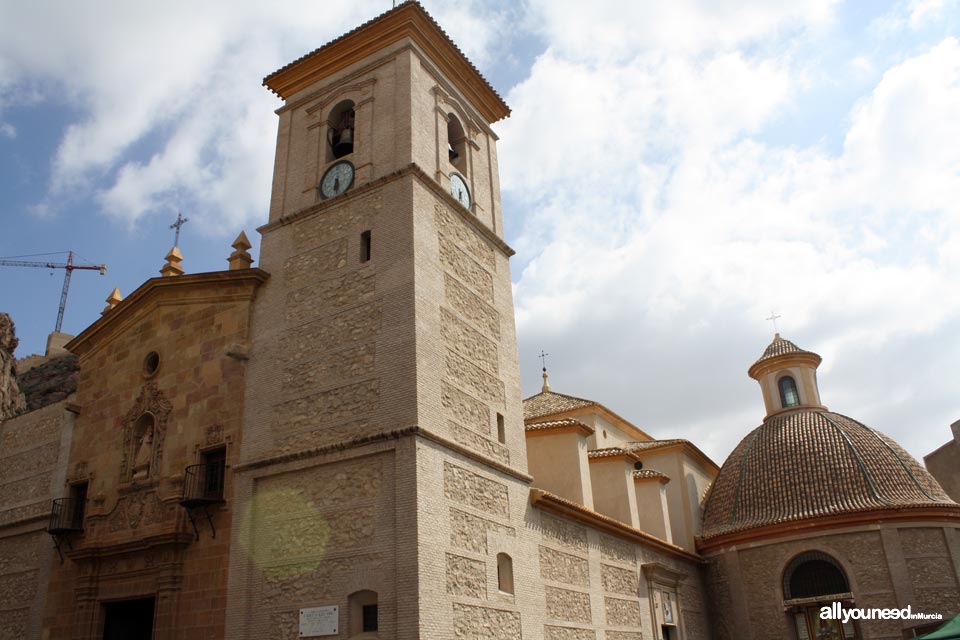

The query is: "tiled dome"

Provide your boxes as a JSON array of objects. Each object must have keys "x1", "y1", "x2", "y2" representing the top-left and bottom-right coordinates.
[{"x1": 701, "y1": 409, "x2": 958, "y2": 540}]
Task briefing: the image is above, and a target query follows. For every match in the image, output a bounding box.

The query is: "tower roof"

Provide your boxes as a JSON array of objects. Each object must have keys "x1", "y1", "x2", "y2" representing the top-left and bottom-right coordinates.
[
  {"x1": 263, "y1": 1, "x2": 510, "y2": 123},
  {"x1": 748, "y1": 333, "x2": 822, "y2": 379},
  {"x1": 700, "y1": 409, "x2": 959, "y2": 544},
  {"x1": 523, "y1": 389, "x2": 597, "y2": 421}
]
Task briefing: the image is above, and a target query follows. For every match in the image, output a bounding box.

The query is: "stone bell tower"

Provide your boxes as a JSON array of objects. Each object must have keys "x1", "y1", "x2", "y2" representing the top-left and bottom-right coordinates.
[{"x1": 226, "y1": 4, "x2": 528, "y2": 639}]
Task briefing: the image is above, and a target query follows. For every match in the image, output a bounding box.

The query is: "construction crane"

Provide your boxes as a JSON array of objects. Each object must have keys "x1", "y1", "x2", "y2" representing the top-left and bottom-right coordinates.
[{"x1": 0, "y1": 251, "x2": 107, "y2": 333}]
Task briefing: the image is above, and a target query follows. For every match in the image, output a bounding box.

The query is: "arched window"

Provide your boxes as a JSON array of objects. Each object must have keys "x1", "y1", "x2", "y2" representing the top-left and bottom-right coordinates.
[
  {"x1": 348, "y1": 590, "x2": 378, "y2": 638},
  {"x1": 779, "y1": 376, "x2": 800, "y2": 408},
  {"x1": 447, "y1": 113, "x2": 466, "y2": 169},
  {"x1": 783, "y1": 551, "x2": 850, "y2": 600},
  {"x1": 328, "y1": 100, "x2": 355, "y2": 161},
  {"x1": 497, "y1": 553, "x2": 514, "y2": 594}
]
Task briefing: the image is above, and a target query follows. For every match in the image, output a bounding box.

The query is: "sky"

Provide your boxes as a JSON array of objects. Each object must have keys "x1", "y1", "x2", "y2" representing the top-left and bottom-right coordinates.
[{"x1": 1, "y1": 0, "x2": 958, "y2": 466}]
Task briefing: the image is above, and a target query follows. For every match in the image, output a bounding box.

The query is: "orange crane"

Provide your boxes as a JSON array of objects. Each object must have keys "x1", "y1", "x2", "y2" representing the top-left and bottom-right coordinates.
[{"x1": 0, "y1": 251, "x2": 106, "y2": 332}]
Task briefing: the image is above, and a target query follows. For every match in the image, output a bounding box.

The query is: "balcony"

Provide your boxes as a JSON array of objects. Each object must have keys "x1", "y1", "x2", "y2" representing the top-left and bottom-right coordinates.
[
  {"x1": 179, "y1": 460, "x2": 225, "y2": 509},
  {"x1": 48, "y1": 497, "x2": 85, "y2": 535}
]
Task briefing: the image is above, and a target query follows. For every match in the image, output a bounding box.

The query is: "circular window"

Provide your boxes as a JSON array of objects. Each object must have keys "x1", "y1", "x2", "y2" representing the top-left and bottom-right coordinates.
[{"x1": 143, "y1": 351, "x2": 160, "y2": 377}]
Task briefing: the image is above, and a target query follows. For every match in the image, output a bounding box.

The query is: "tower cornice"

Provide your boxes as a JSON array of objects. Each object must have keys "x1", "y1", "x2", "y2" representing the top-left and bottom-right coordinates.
[{"x1": 263, "y1": 1, "x2": 510, "y2": 124}]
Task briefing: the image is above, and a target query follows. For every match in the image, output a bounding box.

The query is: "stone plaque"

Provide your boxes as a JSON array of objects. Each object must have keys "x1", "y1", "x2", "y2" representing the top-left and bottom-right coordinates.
[{"x1": 299, "y1": 606, "x2": 339, "y2": 637}]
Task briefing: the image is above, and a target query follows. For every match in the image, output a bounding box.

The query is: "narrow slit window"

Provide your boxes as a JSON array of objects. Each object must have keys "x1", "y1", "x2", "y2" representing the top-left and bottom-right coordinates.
[
  {"x1": 361, "y1": 230, "x2": 372, "y2": 263},
  {"x1": 497, "y1": 413, "x2": 505, "y2": 443},
  {"x1": 69, "y1": 481, "x2": 88, "y2": 530},
  {"x1": 497, "y1": 553, "x2": 514, "y2": 594}
]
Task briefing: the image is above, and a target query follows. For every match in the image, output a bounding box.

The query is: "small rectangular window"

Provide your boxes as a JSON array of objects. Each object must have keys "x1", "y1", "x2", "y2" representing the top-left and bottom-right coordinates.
[
  {"x1": 69, "y1": 481, "x2": 88, "y2": 529},
  {"x1": 201, "y1": 447, "x2": 226, "y2": 500},
  {"x1": 497, "y1": 413, "x2": 505, "y2": 444},
  {"x1": 360, "y1": 230, "x2": 372, "y2": 262},
  {"x1": 362, "y1": 604, "x2": 378, "y2": 632}
]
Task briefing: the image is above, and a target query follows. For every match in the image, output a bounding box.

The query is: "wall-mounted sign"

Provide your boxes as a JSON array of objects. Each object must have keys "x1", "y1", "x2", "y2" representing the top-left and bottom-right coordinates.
[{"x1": 299, "y1": 606, "x2": 339, "y2": 637}]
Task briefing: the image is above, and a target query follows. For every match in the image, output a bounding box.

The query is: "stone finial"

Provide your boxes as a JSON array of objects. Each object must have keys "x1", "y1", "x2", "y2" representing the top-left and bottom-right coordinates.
[
  {"x1": 160, "y1": 246, "x2": 184, "y2": 277},
  {"x1": 228, "y1": 231, "x2": 254, "y2": 270},
  {"x1": 541, "y1": 367, "x2": 551, "y2": 393},
  {"x1": 102, "y1": 288, "x2": 123, "y2": 315}
]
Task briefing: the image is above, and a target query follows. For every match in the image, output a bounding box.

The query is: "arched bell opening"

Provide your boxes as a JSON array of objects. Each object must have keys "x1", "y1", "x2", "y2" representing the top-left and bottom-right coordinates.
[
  {"x1": 327, "y1": 100, "x2": 356, "y2": 161},
  {"x1": 447, "y1": 113, "x2": 466, "y2": 170}
]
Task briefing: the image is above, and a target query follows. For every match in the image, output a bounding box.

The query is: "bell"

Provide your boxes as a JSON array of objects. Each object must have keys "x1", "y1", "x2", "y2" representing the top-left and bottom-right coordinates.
[
  {"x1": 448, "y1": 143, "x2": 459, "y2": 163},
  {"x1": 332, "y1": 126, "x2": 354, "y2": 158}
]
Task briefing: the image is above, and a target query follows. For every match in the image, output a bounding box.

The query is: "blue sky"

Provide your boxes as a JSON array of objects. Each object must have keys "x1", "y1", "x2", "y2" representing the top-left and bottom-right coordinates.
[{"x1": 1, "y1": 0, "x2": 958, "y2": 464}]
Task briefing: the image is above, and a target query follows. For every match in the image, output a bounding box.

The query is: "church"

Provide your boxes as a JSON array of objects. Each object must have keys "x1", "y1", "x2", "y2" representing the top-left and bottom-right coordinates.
[{"x1": 0, "y1": 3, "x2": 958, "y2": 640}]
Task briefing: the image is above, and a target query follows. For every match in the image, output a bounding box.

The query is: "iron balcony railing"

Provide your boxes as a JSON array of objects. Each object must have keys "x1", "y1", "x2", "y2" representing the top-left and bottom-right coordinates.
[
  {"x1": 48, "y1": 497, "x2": 85, "y2": 534},
  {"x1": 180, "y1": 461, "x2": 226, "y2": 508}
]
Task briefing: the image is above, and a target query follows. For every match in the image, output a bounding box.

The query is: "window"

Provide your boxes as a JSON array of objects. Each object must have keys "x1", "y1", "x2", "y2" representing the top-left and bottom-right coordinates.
[
  {"x1": 348, "y1": 590, "x2": 378, "y2": 638},
  {"x1": 447, "y1": 113, "x2": 466, "y2": 169},
  {"x1": 200, "y1": 447, "x2": 226, "y2": 501},
  {"x1": 328, "y1": 100, "x2": 356, "y2": 161},
  {"x1": 497, "y1": 413, "x2": 505, "y2": 444},
  {"x1": 497, "y1": 553, "x2": 514, "y2": 594},
  {"x1": 362, "y1": 605, "x2": 378, "y2": 632},
  {"x1": 360, "y1": 230, "x2": 372, "y2": 263},
  {"x1": 783, "y1": 551, "x2": 850, "y2": 600},
  {"x1": 69, "y1": 481, "x2": 88, "y2": 529},
  {"x1": 779, "y1": 376, "x2": 800, "y2": 408}
]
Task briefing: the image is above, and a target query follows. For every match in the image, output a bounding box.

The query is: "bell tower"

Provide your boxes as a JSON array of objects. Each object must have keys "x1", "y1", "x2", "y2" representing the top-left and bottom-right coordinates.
[{"x1": 227, "y1": 4, "x2": 527, "y2": 639}]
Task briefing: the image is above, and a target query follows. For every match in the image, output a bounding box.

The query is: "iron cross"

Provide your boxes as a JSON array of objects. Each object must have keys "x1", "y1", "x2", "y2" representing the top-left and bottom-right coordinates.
[
  {"x1": 766, "y1": 311, "x2": 782, "y2": 333},
  {"x1": 170, "y1": 212, "x2": 189, "y2": 246},
  {"x1": 539, "y1": 350, "x2": 549, "y2": 371}
]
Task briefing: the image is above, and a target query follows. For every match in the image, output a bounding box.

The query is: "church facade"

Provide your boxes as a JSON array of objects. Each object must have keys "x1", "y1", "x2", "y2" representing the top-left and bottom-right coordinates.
[{"x1": 0, "y1": 3, "x2": 958, "y2": 640}]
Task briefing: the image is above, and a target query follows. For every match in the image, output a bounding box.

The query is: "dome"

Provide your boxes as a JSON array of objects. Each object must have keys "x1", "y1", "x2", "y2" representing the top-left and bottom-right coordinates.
[{"x1": 701, "y1": 408, "x2": 958, "y2": 542}]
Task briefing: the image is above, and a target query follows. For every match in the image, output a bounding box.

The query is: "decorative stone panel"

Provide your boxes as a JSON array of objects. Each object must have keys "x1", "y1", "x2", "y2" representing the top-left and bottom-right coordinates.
[
  {"x1": 605, "y1": 597, "x2": 641, "y2": 627},
  {"x1": 0, "y1": 413, "x2": 60, "y2": 452},
  {"x1": 0, "y1": 570, "x2": 36, "y2": 608},
  {"x1": 442, "y1": 382, "x2": 490, "y2": 433},
  {"x1": 440, "y1": 242, "x2": 494, "y2": 302},
  {"x1": 447, "y1": 553, "x2": 487, "y2": 599},
  {"x1": 0, "y1": 472, "x2": 52, "y2": 506},
  {"x1": 282, "y1": 343, "x2": 376, "y2": 395},
  {"x1": 282, "y1": 304, "x2": 381, "y2": 359},
  {"x1": 272, "y1": 379, "x2": 379, "y2": 434},
  {"x1": 292, "y1": 193, "x2": 382, "y2": 252},
  {"x1": 0, "y1": 534, "x2": 42, "y2": 575},
  {"x1": 600, "y1": 535, "x2": 636, "y2": 565},
  {"x1": 453, "y1": 603, "x2": 521, "y2": 640},
  {"x1": 0, "y1": 441, "x2": 59, "y2": 483},
  {"x1": 0, "y1": 501, "x2": 46, "y2": 527},
  {"x1": 450, "y1": 423, "x2": 509, "y2": 465},
  {"x1": 444, "y1": 462, "x2": 509, "y2": 517},
  {"x1": 541, "y1": 513, "x2": 588, "y2": 552},
  {"x1": 262, "y1": 554, "x2": 382, "y2": 606},
  {"x1": 0, "y1": 608, "x2": 27, "y2": 640},
  {"x1": 269, "y1": 610, "x2": 299, "y2": 640},
  {"x1": 445, "y1": 351, "x2": 504, "y2": 404},
  {"x1": 435, "y1": 203, "x2": 496, "y2": 271},
  {"x1": 606, "y1": 632, "x2": 642, "y2": 640},
  {"x1": 276, "y1": 418, "x2": 378, "y2": 453},
  {"x1": 286, "y1": 270, "x2": 375, "y2": 325},
  {"x1": 258, "y1": 459, "x2": 382, "y2": 508},
  {"x1": 442, "y1": 308, "x2": 499, "y2": 374},
  {"x1": 445, "y1": 274, "x2": 500, "y2": 340},
  {"x1": 539, "y1": 546, "x2": 590, "y2": 587},
  {"x1": 545, "y1": 586, "x2": 592, "y2": 623},
  {"x1": 601, "y1": 564, "x2": 638, "y2": 596},
  {"x1": 450, "y1": 508, "x2": 515, "y2": 554},
  {"x1": 544, "y1": 626, "x2": 596, "y2": 640},
  {"x1": 283, "y1": 239, "x2": 349, "y2": 286}
]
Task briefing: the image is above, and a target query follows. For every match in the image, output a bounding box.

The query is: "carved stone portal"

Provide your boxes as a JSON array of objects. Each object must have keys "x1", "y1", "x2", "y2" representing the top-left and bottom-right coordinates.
[{"x1": 120, "y1": 383, "x2": 171, "y2": 483}]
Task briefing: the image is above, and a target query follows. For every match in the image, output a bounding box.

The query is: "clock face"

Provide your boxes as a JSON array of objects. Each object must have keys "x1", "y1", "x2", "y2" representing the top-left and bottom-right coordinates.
[
  {"x1": 319, "y1": 160, "x2": 355, "y2": 199},
  {"x1": 450, "y1": 173, "x2": 471, "y2": 209}
]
